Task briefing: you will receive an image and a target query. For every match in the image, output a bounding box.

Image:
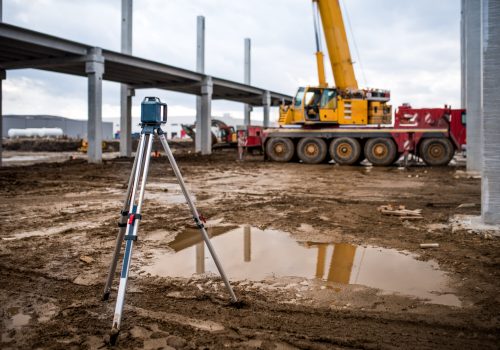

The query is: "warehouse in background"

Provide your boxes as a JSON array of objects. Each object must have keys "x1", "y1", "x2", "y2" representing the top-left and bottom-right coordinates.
[{"x1": 2, "y1": 115, "x2": 113, "y2": 140}]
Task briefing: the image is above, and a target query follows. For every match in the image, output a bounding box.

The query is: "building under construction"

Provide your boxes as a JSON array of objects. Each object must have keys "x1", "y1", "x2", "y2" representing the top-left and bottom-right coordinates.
[{"x1": 0, "y1": 1, "x2": 498, "y2": 349}]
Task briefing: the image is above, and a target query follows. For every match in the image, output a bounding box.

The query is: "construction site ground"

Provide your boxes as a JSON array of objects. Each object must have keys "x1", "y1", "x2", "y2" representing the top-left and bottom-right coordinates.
[{"x1": 1, "y1": 142, "x2": 499, "y2": 349}]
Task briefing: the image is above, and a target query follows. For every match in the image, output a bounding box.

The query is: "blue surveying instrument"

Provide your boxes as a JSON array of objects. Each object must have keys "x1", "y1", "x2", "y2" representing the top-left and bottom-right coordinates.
[
  {"x1": 102, "y1": 97, "x2": 237, "y2": 345},
  {"x1": 140, "y1": 96, "x2": 167, "y2": 124}
]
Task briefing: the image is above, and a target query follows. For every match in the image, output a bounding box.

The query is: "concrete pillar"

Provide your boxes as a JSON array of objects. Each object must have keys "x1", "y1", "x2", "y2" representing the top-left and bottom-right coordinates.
[
  {"x1": 0, "y1": 70, "x2": 4, "y2": 167},
  {"x1": 195, "y1": 16, "x2": 205, "y2": 153},
  {"x1": 120, "y1": 0, "x2": 133, "y2": 157},
  {"x1": 464, "y1": 0, "x2": 482, "y2": 172},
  {"x1": 481, "y1": 0, "x2": 500, "y2": 225},
  {"x1": 200, "y1": 76, "x2": 213, "y2": 155},
  {"x1": 86, "y1": 47, "x2": 105, "y2": 163},
  {"x1": 262, "y1": 90, "x2": 271, "y2": 128},
  {"x1": 243, "y1": 38, "x2": 252, "y2": 126},
  {"x1": 120, "y1": 86, "x2": 133, "y2": 156},
  {"x1": 460, "y1": 0, "x2": 466, "y2": 109}
]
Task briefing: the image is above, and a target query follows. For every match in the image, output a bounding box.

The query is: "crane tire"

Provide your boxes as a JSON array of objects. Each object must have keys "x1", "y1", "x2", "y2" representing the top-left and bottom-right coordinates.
[
  {"x1": 266, "y1": 137, "x2": 295, "y2": 162},
  {"x1": 419, "y1": 138, "x2": 454, "y2": 166},
  {"x1": 297, "y1": 137, "x2": 327, "y2": 164},
  {"x1": 364, "y1": 138, "x2": 397, "y2": 166},
  {"x1": 330, "y1": 137, "x2": 362, "y2": 165}
]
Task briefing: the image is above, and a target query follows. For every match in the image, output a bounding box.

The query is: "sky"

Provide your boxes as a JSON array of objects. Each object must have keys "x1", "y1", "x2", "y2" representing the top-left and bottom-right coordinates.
[{"x1": 2, "y1": 0, "x2": 462, "y2": 125}]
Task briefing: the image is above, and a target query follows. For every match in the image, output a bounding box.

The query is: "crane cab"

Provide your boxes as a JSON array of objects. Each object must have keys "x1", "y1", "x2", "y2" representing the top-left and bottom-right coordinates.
[{"x1": 279, "y1": 86, "x2": 392, "y2": 126}]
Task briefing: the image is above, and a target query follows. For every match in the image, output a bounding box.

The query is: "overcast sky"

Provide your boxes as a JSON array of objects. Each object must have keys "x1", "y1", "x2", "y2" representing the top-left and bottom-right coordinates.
[{"x1": 2, "y1": 0, "x2": 461, "y2": 124}]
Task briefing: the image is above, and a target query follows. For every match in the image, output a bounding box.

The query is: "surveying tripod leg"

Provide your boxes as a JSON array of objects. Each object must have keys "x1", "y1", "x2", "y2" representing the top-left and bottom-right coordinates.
[
  {"x1": 102, "y1": 134, "x2": 145, "y2": 301},
  {"x1": 110, "y1": 134, "x2": 154, "y2": 344},
  {"x1": 158, "y1": 133, "x2": 237, "y2": 302}
]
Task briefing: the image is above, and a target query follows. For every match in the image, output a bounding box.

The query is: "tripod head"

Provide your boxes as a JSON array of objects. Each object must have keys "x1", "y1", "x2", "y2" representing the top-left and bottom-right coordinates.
[{"x1": 141, "y1": 97, "x2": 168, "y2": 125}]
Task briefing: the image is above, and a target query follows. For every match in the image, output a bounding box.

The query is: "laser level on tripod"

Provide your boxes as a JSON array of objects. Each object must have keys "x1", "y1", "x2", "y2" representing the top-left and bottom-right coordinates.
[{"x1": 102, "y1": 97, "x2": 237, "y2": 345}]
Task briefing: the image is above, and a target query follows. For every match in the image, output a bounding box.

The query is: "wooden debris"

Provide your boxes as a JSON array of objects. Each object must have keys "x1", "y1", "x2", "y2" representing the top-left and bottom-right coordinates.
[
  {"x1": 420, "y1": 243, "x2": 439, "y2": 248},
  {"x1": 79, "y1": 255, "x2": 94, "y2": 264},
  {"x1": 378, "y1": 204, "x2": 423, "y2": 219}
]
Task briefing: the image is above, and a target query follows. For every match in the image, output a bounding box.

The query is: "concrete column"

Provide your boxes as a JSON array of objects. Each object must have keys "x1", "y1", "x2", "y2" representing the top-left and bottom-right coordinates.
[
  {"x1": 120, "y1": 0, "x2": 133, "y2": 157},
  {"x1": 200, "y1": 76, "x2": 213, "y2": 155},
  {"x1": 120, "y1": 86, "x2": 133, "y2": 157},
  {"x1": 0, "y1": 70, "x2": 5, "y2": 167},
  {"x1": 262, "y1": 90, "x2": 271, "y2": 128},
  {"x1": 460, "y1": 0, "x2": 466, "y2": 108},
  {"x1": 464, "y1": 0, "x2": 482, "y2": 172},
  {"x1": 195, "y1": 16, "x2": 205, "y2": 153},
  {"x1": 481, "y1": 0, "x2": 500, "y2": 225},
  {"x1": 86, "y1": 47, "x2": 105, "y2": 163},
  {"x1": 243, "y1": 38, "x2": 252, "y2": 126}
]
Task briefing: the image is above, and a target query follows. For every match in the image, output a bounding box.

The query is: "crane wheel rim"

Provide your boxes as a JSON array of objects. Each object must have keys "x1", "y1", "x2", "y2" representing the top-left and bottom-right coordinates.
[
  {"x1": 305, "y1": 143, "x2": 319, "y2": 156},
  {"x1": 336, "y1": 142, "x2": 353, "y2": 158},
  {"x1": 428, "y1": 143, "x2": 445, "y2": 160},
  {"x1": 372, "y1": 143, "x2": 388, "y2": 158},
  {"x1": 274, "y1": 143, "x2": 286, "y2": 155}
]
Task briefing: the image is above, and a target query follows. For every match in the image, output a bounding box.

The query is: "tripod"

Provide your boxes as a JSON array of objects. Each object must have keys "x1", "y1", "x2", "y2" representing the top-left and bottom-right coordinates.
[{"x1": 102, "y1": 104, "x2": 237, "y2": 344}]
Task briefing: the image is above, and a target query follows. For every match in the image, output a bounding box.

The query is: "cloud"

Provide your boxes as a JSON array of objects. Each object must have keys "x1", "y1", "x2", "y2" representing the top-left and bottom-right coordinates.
[{"x1": 2, "y1": 0, "x2": 461, "y2": 123}]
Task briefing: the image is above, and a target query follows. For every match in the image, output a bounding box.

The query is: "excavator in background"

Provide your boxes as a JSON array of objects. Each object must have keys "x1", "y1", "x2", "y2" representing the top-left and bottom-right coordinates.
[
  {"x1": 181, "y1": 119, "x2": 237, "y2": 149},
  {"x1": 263, "y1": 0, "x2": 466, "y2": 166}
]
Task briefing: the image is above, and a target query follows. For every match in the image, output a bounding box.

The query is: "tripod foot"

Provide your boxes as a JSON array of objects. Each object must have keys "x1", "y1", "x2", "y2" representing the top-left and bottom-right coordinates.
[
  {"x1": 102, "y1": 291, "x2": 110, "y2": 301},
  {"x1": 109, "y1": 327, "x2": 120, "y2": 346}
]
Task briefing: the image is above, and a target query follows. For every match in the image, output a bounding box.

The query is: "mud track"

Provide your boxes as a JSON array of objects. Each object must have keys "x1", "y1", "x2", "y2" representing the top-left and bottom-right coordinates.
[{"x1": 0, "y1": 148, "x2": 499, "y2": 349}]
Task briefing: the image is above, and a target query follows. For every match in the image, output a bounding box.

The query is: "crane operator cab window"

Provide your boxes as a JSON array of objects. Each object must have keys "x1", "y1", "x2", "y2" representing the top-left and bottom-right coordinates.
[
  {"x1": 304, "y1": 88, "x2": 323, "y2": 121},
  {"x1": 294, "y1": 88, "x2": 305, "y2": 108},
  {"x1": 320, "y1": 89, "x2": 337, "y2": 109}
]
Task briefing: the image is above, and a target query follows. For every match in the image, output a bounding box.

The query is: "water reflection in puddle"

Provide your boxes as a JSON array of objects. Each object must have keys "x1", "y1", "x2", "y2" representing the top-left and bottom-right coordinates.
[{"x1": 142, "y1": 226, "x2": 460, "y2": 306}]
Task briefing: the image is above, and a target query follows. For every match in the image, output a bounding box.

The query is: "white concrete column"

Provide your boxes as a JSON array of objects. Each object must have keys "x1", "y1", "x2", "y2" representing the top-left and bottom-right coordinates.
[
  {"x1": 262, "y1": 90, "x2": 271, "y2": 128},
  {"x1": 460, "y1": 0, "x2": 466, "y2": 109},
  {"x1": 200, "y1": 76, "x2": 213, "y2": 155},
  {"x1": 243, "y1": 38, "x2": 252, "y2": 126},
  {"x1": 195, "y1": 16, "x2": 205, "y2": 153},
  {"x1": 464, "y1": 0, "x2": 482, "y2": 172},
  {"x1": 120, "y1": 0, "x2": 133, "y2": 157},
  {"x1": 120, "y1": 86, "x2": 133, "y2": 156},
  {"x1": 481, "y1": 0, "x2": 500, "y2": 225},
  {"x1": 0, "y1": 70, "x2": 5, "y2": 167},
  {"x1": 86, "y1": 47, "x2": 105, "y2": 163}
]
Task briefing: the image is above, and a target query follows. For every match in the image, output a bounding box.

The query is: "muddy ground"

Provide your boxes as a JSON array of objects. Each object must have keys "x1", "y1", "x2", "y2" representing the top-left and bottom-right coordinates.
[{"x1": 0, "y1": 144, "x2": 499, "y2": 349}]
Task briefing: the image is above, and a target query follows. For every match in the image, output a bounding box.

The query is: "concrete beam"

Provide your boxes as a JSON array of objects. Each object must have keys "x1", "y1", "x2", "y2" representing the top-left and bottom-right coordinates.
[
  {"x1": 199, "y1": 76, "x2": 213, "y2": 155},
  {"x1": 243, "y1": 38, "x2": 251, "y2": 126},
  {"x1": 0, "y1": 70, "x2": 5, "y2": 167},
  {"x1": 481, "y1": 0, "x2": 500, "y2": 225},
  {"x1": 120, "y1": 0, "x2": 133, "y2": 157},
  {"x1": 195, "y1": 16, "x2": 205, "y2": 153},
  {"x1": 262, "y1": 90, "x2": 271, "y2": 128},
  {"x1": 86, "y1": 47, "x2": 104, "y2": 163},
  {"x1": 464, "y1": 0, "x2": 482, "y2": 172}
]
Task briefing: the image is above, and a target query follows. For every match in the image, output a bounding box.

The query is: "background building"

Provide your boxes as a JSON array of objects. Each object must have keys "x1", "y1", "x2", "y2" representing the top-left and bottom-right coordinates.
[{"x1": 2, "y1": 115, "x2": 113, "y2": 140}]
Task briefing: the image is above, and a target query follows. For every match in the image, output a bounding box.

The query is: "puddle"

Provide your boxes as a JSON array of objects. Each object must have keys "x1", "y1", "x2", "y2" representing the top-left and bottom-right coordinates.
[
  {"x1": 145, "y1": 182, "x2": 195, "y2": 204},
  {"x1": 6, "y1": 307, "x2": 31, "y2": 329},
  {"x1": 141, "y1": 226, "x2": 460, "y2": 306}
]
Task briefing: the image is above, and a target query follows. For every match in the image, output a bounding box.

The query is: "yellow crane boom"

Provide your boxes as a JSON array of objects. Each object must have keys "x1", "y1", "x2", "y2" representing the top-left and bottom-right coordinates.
[{"x1": 313, "y1": 0, "x2": 358, "y2": 90}]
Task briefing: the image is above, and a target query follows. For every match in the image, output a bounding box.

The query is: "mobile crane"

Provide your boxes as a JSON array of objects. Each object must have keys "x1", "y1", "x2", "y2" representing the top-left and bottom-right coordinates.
[{"x1": 263, "y1": 0, "x2": 466, "y2": 166}]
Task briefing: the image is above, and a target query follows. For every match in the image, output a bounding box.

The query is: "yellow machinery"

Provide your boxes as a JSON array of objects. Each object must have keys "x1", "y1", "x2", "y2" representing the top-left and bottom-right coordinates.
[{"x1": 279, "y1": 0, "x2": 392, "y2": 126}]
